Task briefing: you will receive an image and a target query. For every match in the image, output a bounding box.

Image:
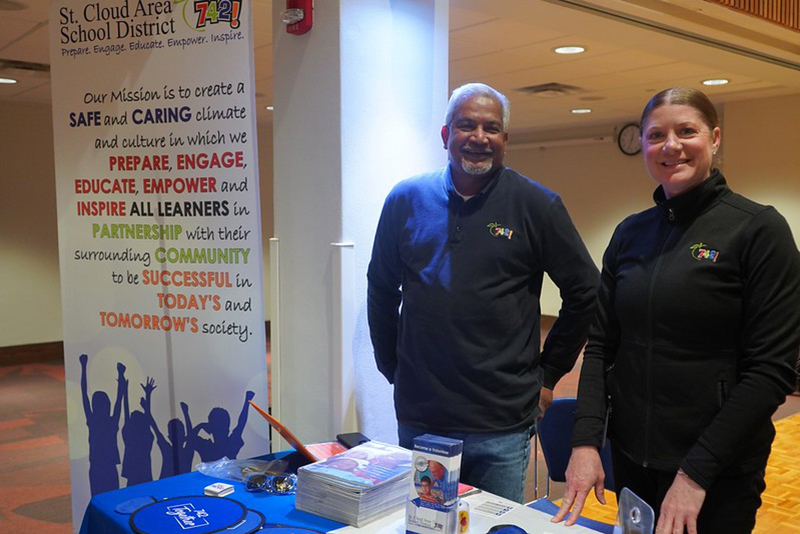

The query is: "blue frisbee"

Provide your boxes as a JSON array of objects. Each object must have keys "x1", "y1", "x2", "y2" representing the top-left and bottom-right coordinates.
[{"x1": 130, "y1": 495, "x2": 247, "y2": 534}]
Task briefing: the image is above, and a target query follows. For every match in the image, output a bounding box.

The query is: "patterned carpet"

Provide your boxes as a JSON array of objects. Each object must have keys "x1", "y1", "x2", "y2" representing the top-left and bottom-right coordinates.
[{"x1": 0, "y1": 360, "x2": 71, "y2": 533}]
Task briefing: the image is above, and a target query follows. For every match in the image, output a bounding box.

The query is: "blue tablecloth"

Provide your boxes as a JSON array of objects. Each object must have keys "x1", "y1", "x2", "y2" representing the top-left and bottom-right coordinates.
[
  {"x1": 80, "y1": 450, "x2": 613, "y2": 534},
  {"x1": 79, "y1": 451, "x2": 345, "y2": 534}
]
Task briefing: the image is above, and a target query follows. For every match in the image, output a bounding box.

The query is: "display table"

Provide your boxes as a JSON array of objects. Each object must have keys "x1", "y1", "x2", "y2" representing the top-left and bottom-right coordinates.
[
  {"x1": 80, "y1": 450, "x2": 613, "y2": 534},
  {"x1": 79, "y1": 451, "x2": 343, "y2": 534},
  {"x1": 330, "y1": 495, "x2": 612, "y2": 534}
]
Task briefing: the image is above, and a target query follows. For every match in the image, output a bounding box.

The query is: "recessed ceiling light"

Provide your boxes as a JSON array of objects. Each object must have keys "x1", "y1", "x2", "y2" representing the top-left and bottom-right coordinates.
[
  {"x1": 554, "y1": 46, "x2": 586, "y2": 55},
  {"x1": 571, "y1": 108, "x2": 592, "y2": 114},
  {"x1": 0, "y1": 77, "x2": 18, "y2": 84},
  {"x1": 702, "y1": 78, "x2": 729, "y2": 86},
  {"x1": 265, "y1": 105, "x2": 274, "y2": 111}
]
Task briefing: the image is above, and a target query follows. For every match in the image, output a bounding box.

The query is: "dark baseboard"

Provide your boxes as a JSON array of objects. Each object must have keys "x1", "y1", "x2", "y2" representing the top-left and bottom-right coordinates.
[{"x1": 0, "y1": 341, "x2": 64, "y2": 366}]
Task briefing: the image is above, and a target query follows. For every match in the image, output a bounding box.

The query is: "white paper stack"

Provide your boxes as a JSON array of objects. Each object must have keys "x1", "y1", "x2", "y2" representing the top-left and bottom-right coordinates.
[{"x1": 295, "y1": 441, "x2": 412, "y2": 527}]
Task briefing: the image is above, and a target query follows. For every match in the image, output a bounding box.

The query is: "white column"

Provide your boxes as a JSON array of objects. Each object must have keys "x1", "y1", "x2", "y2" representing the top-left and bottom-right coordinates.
[{"x1": 271, "y1": 0, "x2": 448, "y2": 444}]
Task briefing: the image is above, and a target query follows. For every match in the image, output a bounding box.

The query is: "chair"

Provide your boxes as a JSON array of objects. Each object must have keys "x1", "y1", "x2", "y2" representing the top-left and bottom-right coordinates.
[{"x1": 533, "y1": 396, "x2": 615, "y2": 499}]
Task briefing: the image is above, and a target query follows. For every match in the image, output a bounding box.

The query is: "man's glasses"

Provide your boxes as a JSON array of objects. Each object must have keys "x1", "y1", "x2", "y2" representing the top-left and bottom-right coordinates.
[{"x1": 244, "y1": 473, "x2": 298, "y2": 495}]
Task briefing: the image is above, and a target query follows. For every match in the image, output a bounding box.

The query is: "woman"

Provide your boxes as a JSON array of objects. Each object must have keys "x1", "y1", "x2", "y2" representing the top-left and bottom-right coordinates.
[{"x1": 553, "y1": 87, "x2": 800, "y2": 534}]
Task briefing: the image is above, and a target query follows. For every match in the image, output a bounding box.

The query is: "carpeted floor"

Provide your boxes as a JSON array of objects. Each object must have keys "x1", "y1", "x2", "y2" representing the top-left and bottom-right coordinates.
[{"x1": 0, "y1": 360, "x2": 72, "y2": 533}]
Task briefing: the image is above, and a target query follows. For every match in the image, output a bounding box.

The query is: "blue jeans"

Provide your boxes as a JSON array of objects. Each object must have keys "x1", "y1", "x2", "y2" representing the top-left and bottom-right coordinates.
[{"x1": 398, "y1": 422, "x2": 535, "y2": 503}]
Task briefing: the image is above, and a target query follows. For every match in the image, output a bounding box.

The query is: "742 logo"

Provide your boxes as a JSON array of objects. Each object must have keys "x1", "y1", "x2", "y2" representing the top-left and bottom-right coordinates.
[{"x1": 194, "y1": 0, "x2": 242, "y2": 29}]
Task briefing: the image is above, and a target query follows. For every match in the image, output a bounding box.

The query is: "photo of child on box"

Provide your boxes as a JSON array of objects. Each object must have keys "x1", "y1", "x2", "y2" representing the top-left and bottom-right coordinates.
[{"x1": 407, "y1": 435, "x2": 463, "y2": 534}]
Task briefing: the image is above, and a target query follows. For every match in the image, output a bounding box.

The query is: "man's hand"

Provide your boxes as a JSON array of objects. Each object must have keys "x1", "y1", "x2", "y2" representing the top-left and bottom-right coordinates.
[
  {"x1": 655, "y1": 470, "x2": 706, "y2": 534},
  {"x1": 551, "y1": 446, "x2": 607, "y2": 526},
  {"x1": 538, "y1": 387, "x2": 554, "y2": 420}
]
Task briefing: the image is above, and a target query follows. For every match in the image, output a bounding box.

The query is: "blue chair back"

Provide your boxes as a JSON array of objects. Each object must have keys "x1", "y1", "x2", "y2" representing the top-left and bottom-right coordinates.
[{"x1": 535, "y1": 397, "x2": 615, "y2": 495}]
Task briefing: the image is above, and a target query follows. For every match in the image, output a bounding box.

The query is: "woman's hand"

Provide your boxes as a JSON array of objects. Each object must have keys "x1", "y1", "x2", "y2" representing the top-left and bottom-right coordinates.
[
  {"x1": 551, "y1": 445, "x2": 608, "y2": 526},
  {"x1": 655, "y1": 469, "x2": 706, "y2": 534}
]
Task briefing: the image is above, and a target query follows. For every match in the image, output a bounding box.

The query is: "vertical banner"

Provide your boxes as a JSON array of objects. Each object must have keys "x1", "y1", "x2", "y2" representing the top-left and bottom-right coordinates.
[{"x1": 48, "y1": 1, "x2": 268, "y2": 530}]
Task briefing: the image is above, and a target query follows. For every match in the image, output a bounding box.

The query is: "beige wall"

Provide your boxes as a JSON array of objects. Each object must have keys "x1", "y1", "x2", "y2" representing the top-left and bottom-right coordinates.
[
  {"x1": 506, "y1": 135, "x2": 651, "y2": 266},
  {"x1": 0, "y1": 101, "x2": 62, "y2": 346},
  {"x1": 1, "y1": 95, "x2": 798, "y2": 347},
  {"x1": 506, "y1": 95, "x2": 800, "y2": 316},
  {"x1": 724, "y1": 94, "x2": 800, "y2": 244}
]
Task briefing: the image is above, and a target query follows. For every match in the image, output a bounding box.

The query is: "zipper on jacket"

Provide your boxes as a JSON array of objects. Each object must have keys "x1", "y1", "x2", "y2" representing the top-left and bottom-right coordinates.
[
  {"x1": 643, "y1": 222, "x2": 675, "y2": 466},
  {"x1": 668, "y1": 208, "x2": 675, "y2": 222},
  {"x1": 717, "y1": 380, "x2": 728, "y2": 408}
]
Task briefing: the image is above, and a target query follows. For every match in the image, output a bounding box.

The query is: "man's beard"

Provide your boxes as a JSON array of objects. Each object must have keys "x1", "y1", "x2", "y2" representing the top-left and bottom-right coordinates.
[{"x1": 460, "y1": 157, "x2": 493, "y2": 175}]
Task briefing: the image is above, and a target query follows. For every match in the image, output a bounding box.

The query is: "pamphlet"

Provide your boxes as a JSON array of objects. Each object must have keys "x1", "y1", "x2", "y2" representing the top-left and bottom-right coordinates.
[{"x1": 295, "y1": 441, "x2": 412, "y2": 527}]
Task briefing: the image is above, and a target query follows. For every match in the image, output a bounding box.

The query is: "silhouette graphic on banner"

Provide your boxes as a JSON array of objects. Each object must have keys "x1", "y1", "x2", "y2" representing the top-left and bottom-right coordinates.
[
  {"x1": 121, "y1": 377, "x2": 155, "y2": 486},
  {"x1": 193, "y1": 390, "x2": 255, "y2": 461},
  {"x1": 79, "y1": 354, "x2": 256, "y2": 495},
  {"x1": 147, "y1": 399, "x2": 195, "y2": 479},
  {"x1": 80, "y1": 354, "x2": 125, "y2": 496}
]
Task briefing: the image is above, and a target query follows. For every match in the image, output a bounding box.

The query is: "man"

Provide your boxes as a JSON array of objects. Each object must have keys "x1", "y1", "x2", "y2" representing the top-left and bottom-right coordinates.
[{"x1": 367, "y1": 83, "x2": 598, "y2": 503}]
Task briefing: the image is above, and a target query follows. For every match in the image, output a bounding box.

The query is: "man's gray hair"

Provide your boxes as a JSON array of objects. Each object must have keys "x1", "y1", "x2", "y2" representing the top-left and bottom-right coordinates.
[{"x1": 445, "y1": 83, "x2": 511, "y2": 131}]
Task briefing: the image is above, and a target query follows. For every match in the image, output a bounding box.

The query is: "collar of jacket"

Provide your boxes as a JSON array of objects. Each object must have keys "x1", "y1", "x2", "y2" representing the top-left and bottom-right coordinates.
[
  {"x1": 443, "y1": 165, "x2": 504, "y2": 201},
  {"x1": 653, "y1": 169, "x2": 730, "y2": 224}
]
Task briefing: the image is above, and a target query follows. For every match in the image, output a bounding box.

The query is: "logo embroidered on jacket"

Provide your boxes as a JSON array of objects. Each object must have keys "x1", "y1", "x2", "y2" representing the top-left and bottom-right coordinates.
[
  {"x1": 487, "y1": 222, "x2": 513, "y2": 240},
  {"x1": 690, "y1": 243, "x2": 720, "y2": 262}
]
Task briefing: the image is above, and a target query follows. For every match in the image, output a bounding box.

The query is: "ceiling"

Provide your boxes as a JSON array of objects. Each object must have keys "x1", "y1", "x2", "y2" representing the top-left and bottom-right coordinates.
[{"x1": 2, "y1": 0, "x2": 799, "y2": 139}]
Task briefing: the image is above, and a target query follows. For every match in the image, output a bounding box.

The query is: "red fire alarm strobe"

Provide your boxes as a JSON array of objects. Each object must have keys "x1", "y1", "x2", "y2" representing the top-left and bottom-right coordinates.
[{"x1": 283, "y1": 0, "x2": 313, "y2": 35}]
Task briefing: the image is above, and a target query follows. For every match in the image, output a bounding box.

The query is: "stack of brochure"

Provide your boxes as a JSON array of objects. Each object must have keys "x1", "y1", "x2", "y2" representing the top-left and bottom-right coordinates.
[{"x1": 295, "y1": 441, "x2": 412, "y2": 527}]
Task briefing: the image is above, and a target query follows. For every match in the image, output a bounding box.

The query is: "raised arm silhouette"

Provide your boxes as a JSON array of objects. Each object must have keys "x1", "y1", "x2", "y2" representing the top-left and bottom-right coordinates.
[{"x1": 80, "y1": 354, "x2": 126, "y2": 495}]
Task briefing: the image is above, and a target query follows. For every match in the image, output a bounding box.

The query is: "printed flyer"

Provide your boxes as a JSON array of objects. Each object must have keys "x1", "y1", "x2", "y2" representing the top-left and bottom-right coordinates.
[{"x1": 48, "y1": 0, "x2": 268, "y2": 529}]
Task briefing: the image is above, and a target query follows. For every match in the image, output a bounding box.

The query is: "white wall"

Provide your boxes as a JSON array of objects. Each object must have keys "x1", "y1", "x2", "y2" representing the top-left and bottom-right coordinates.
[
  {"x1": 270, "y1": 0, "x2": 345, "y2": 442},
  {"x1": 271, "y1": 0, "x2": 449, "y2": 444},
  {"x1": 257, "y1": 121, "x2": 274, "y2": 320},
  {"x1": 341, "y1": 0, "x2": 449, "y2": 444}
]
